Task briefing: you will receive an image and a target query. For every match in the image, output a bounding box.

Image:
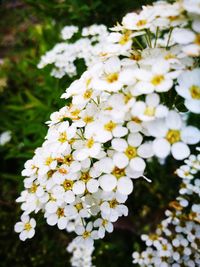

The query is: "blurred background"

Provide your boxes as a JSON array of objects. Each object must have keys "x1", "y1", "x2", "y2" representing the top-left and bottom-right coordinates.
[{"x1": 0, "y1": 0, "x2": 185, "y2": 266}]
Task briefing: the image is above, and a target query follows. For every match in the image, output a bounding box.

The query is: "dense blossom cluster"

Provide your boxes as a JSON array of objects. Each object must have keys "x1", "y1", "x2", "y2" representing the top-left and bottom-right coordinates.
[
  {"x1": 132, "y1": 150, "x2": 200, "y2": 267},
  {"x1": 38, "y1": 25, "x2": 109, "y2": 78},
  {"x1": 15, "y1": 0, "x2": 200, "y2": 266},
  {"x1": 67, "y1": 238, "x2": 95, "y2": 267}
]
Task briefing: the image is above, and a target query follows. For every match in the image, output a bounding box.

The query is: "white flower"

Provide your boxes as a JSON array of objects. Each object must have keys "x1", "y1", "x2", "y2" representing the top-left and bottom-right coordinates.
[
  {"x1": 0, "y1": 130, "x2": 11, "y2": 146},
  {"x1": 146, "y1": 111, "x2": 200, "y2": 160},
  {"x1": 100, "y1": 193, "x2": 128, "y2": 222},
  {"x1": 173, "y1": 28, "x2": 200, "y2": 56},
  {"x1": 131, "y1": 93, "x2": 168, "y2": 121},
  {"x1": 111, "y1": 133, "x2": 153, "y2": 173},
  {"x1": 176, "y1": 165, "x2": 194, "y2": 179},
  {"x1": 77, "y1": 170, "x2": 99, "y2": 194},
  {"x1": 21, "y1": 158, "x2": 38, "y2": 177},
  {"x1": 94, "y1": 218, "x2": 113, "y2": 238},
  {"x1": 53, "y1": 172, "x2": 84, "y2": 203},
  {"x1": 16, "y1": 190, "x2": 43, "y2": 215},
  {"x1": 45, "y1": 121, "x2": 76, "y2": 154},
  {"x1": 34, "y1": 147, "x2": 57, "y2": 177},
  {"x1": 14, "y1": 215, "x2": 36, "y2": 241},
  {"x1": 65, "y1": 197, "x2": 89, "y2": 219},
  {"x1": 75, "y1": 222, "x2": 98, "y2": 246},
  {"x1": 133, "y1": 60, "x2": 177, "y2": 95},
  {"x1": 85, "y1": 117, "x2": 128, "y2": 143},
  {"x1": 176, "y1": 68, "x2": 200, "y2": 113},
  {"x1": 101, "y1": 93, "x2": 135, "y2": 121},
  {"x1": 185, "y1": 154, "x2": 200, "y2": 171},
  {"x1": 92, "y1": 57, "x2": 131, "y2": 92},
  {"x1": 73, "y1": 137, "x2": 101, "y2": 161},
  {"x1": 45, "y1": 205, "x2": 68, "y2": 230},
  {"x1": 122, "y1": 9, "x2": 155, "y2": 30}
]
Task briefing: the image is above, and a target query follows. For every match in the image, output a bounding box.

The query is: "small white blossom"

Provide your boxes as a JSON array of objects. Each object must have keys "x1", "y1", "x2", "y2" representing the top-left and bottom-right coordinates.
[
  {"x1": 15, "y1": 215, "x2": 36, "y2": 241},
  {"x1": 0, "y1": 130, "x2": 11, "y2": 145}
]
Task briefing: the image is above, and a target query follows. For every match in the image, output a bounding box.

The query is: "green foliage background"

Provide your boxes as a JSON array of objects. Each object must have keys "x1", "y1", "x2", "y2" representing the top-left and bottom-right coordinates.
[{"x1": 0, "y1": 1, "x2": 191, "y2": 266}]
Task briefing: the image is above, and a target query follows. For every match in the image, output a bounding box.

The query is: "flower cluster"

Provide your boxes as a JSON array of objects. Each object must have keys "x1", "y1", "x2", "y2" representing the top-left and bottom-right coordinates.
[
  {"x1": 132, "y1": 150, "x2": 200, "y2": 267},
  {"x1": 15, "y1": 1, "x2": 200, "y2": 266},
  {"x1": 67, "y1": 238, "x2": 95, "y2": 267},
  {"x1": 38, "y1": 25, "x2": 109, "y2": 78}
]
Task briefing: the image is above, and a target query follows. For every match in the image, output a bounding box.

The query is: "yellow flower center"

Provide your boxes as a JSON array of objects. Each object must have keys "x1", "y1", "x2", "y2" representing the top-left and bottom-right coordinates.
[
  {"x1": 168, "y1": 15, "x2": 178, "y2": 21},
  {"x1": 63, "y1": 155, "x2": 73, "y2": 165},
  {"x1": 164, "y1": 53, "x2": 175, "y2": 60},
  {"x1": 125, "y1": 146, "x2": 137, "y2": 159},
  {"x1": 130, "y1": 53, "x2": 141, "y2": 61},
  {"x1": 144, "y1": 106, "x2": 155, "y2": 117},
  {"x1": 83, "y1": 89, "x2": 93, "y2": 99},
  {"x1": 124, "y1": 92, "x2": 132, "y2": 103},
  {"x1": 86, "y1": 138, "x2": 94, "y2": 148},
  {"x1": 70, "y1": 109, "x2": 80, "y2": 117},
  {"x1": 189, "y1": 85, "x2": 200, "y2": 99},
  {"x1": 24, "y1": 223, "x2": 32, "y2": 231},
  {"x1": 75, "y1": 203, "x2": 83, "y2": 211},
  {"x1": 109, "y1": 199, "x2": 118, "y2": 208},
  {"x1": 29, "y1": 183, "x2": 38, "y2": 193},
  {"x1": 149, "y1": 233, "x2": 158, "y2": 241},
  {"x1": 47, "y1": 170, "x2": 56, "y2": 178},
  {"x1": 45, "y1": 156, "x2": 54, "y2": 166},
  {"x1": 58, "y1": 168, "x2": 68, "y2": 174},
  {"x1": 104, "y1": 121, "x2": 117, "y2": 131},
  {"x1": 68, "y1": 138, "x2": 75, "y2": 145},
  {"x1": 194, "y1": 34, "x2": 200, "y2": 45},
  {"x1": 49, "y1": 193, "x2": 56, "y2": 202},
  {"x1": 83, "y1": 231, "x2": 91, "y2": 239},
  {"x1": 102, "y1": 219, "x2": 108, "y2": 226},
  {"x1": 62, "y1": 180, "x2": 73, "y2": 191},
  {"x1": 162, "y1": 244, "x2": 168, "y2": 251},
  {"x1": 83, "y1": 116, "x2": 94, "y2": 123},
  {"x1": 56, "y1": 208, "x2": 65, "y2": 218},
  {"x1": 31, "y1": 164, "x2": 37, "y2": 170},
  {"x1": 119, "y1": 31, "x2": 131, "y2": 45},
  {"x1": 166, "y1": 130, "x2": 181, "y2": 144},
  {"x1": 104, "y1": 106, "x2": 113, "y2": 111},
  {"x1": 184, "y1": 171, "x2": 190, "y2": 177},
  {"x1": 151, "y1": 75, "x2": 164, "y2": 86},
  {"x1": 112, "y1": 167, "x2": 125, "y2": 178},
  {"x1": 132, "y1": 117, "x2": 142, "y2": 124},
  {"x1": 136, "y1": 19, "x2": 147, "y2": 27},
  {"x1": 81, "y1": 172, "x2": 91, "y2": 183},
  {"x1": 58, "y1": 132, "x2": 67, "y2": 143},
  {"x1": 106, "y1": 73, "x2": 119, "y2": 83}
]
